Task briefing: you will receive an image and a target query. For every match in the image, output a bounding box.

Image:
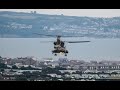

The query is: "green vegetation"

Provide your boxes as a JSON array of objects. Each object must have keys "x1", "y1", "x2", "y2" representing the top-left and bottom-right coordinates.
[
  {"x1": 0, "y1": 63, "x2": 7, "y2": 69},
  {"x1": 12, "y1": 65, "x2": 18, "y2": 69},
  {"x1": 0, "y1": 69, "x2": 4, "y2": 72},
  {"x1": 42, "y1": 67, "x2": 62, "y2": 75},
  {"x1": 20, "y1": 66, "x2": 40, "y2": 70},
  {"x1": 15, "y1": 76, "x2": 28, "y2": 81}
]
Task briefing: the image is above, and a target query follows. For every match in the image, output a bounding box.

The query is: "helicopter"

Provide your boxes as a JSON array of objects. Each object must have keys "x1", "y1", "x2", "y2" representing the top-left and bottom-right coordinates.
[{"x1": 34, "y1": 33, "x2": 90, "y2": 56}]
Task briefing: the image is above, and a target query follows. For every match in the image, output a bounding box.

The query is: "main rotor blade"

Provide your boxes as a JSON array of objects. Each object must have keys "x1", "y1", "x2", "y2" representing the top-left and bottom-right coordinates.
[
  {"x1": 66, "y1": 41, "x2": 90, "y2": 43},
  {"x1": 33, "y1": 33, "x2": 84, "y2": 37},
  {"x1": 61, "y1": 35, "x2": 84, "y2": 37},
  {"x1": 33, "y1": 33, "x2": 56, "y2": 37},
  {"x1": 39, "y1": 41, "x2": 54, "y2": 43}
]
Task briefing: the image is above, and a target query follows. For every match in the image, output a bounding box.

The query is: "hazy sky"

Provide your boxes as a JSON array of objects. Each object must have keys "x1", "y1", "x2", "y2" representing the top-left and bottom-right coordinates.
[{"x1": 0, "y1": 9, "x2": 120, "y2": 17}]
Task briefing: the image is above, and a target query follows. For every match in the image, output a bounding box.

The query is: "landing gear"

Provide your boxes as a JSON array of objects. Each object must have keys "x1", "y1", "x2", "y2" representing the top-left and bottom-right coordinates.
[
  {"x1": 52, "y1": 48, "x2": 68, "y2": 56},
  {"x1": 65, "y1": 49, "x2": 68, "y2": 56},
  {"x1": 65, "y1": 53, "x2": 67, "y2": 56}
]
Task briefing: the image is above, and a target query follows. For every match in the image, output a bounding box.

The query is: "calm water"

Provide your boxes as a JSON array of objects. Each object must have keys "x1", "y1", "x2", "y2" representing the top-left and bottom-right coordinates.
[{"x1": 0, "y1": 37, "x2": 120, "y2": 61}]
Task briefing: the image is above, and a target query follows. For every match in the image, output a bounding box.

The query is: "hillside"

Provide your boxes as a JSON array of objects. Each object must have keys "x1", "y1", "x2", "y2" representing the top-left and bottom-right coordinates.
[{"x1": 0, "y1": 11, "x2": 120, "y2": 38}]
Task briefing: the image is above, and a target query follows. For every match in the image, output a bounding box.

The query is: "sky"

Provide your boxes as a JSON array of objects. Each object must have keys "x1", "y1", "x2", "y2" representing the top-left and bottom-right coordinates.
[{"x1": 0, "y1": 9, "x2": 120, "y2": 17}]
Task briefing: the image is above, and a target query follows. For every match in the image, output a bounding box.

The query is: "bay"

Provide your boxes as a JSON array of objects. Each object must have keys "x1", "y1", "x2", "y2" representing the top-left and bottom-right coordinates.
[{"x1": 0, "y1": 37, "x2": 120, "y2": 61}]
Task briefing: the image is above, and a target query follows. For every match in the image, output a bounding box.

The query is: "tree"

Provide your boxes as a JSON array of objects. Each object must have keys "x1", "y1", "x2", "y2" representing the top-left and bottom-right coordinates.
[
  {"x1": 20, "y1": 66, "x2": 26, "y2": 70},
  {"x1": 42, "y1": 67, "x2": 62, "y2": 75},
  {"x1": 51, "y1": 77, "x2": 58, "y2": 81},
  {"x1": 64, "y1": 72, "x2": 70, "y2": 75},
  {"x1": 0, "y1": 63, "x2": 7, "y2": 68},
  {"x1": 72, "y1": 72, "x2": 76, "y2": 74},
  {"x1": 0, "y1": 69, "x2": 4, "y2": 72},
  {"x1": 20, "y1": 66, "x2": 36, "y2": 70},
  {"x1": 55, "y1": 66, "x2": 66, "y2": 70},
  {"x1": 22, "y1": 71, "x2": 31, "y2": 78},
  {"x1": 12, "y1": 65, "x2": 18, "y2": 69},
  {"x1": 15, "y1": 76, "x2": 27, "y2": 81},
  {"x1": 27, "y1": 66, "x2": 32, "y2": 70},
  {"x1": 32, "y1": 71, "x2": 41, "y2": 76},
  {"x1": 111, "y1": 72, "x2": 118, "y2": 75},
  {"x1": 0, "y1": 56, "x2": 2, "y2": 63},
  {"x1": 22, "y1": 71, "x2": 31, "y2": 75}
]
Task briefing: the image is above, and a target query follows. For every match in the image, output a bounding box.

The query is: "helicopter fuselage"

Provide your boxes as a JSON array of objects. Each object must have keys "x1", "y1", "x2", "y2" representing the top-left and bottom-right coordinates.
[{"x1": 52, "y1": 36, "x2": 68, "y2": 56}]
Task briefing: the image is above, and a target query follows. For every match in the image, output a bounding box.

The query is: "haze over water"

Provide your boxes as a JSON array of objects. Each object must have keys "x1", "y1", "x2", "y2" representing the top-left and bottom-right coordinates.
[{"x1": 0, "y1": 37, "x2": 120, "y2": 61}]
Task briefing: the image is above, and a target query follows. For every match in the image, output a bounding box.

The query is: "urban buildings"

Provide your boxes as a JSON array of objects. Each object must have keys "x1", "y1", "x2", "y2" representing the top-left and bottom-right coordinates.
[{"x1": 1, "y1": 56, "x2": 120, "y2": 81}]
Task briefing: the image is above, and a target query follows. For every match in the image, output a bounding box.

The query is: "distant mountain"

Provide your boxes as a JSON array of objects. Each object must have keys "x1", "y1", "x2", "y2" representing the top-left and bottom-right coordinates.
[{"x1": 0, "y1": 11, "x2": 120, "y2": 38}]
